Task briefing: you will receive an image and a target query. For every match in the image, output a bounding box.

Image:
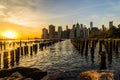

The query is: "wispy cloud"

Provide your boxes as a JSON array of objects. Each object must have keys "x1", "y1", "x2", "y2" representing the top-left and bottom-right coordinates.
[{"x1": 0, "y1": 0, "x2": 120, "y2": 28}]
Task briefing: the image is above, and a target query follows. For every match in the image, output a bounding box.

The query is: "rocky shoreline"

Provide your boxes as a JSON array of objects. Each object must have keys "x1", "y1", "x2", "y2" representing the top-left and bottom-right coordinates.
[{"x1": 0, "y1": 67, "x2": 119, "y2": 80}]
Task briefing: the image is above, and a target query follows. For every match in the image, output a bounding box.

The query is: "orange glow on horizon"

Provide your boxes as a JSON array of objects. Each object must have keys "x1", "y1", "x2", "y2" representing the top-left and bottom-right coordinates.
[{"x1": 2, "y1": 31, "x2": 18, "y2": 39}]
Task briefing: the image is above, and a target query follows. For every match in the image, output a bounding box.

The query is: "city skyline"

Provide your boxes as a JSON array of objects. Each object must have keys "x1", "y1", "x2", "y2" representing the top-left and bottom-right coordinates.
[{"x1": 0, "y1": 0, "x2": 120, "y2": 38}]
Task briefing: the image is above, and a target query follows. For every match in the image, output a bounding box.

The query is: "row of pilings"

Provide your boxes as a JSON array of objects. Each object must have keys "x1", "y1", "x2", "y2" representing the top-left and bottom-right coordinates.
[
  {"x1": 0, "y1": 39, "x2": 63, "y2": 69},
  {"x1": 71, "y1": 39, "x2": 120, "y2": 70}
]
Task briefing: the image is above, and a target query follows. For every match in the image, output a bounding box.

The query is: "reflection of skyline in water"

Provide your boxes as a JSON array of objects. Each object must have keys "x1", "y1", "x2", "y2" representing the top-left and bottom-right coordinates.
[{"x1": 0, "y1": 40, "x2": 120, "y2": 73}]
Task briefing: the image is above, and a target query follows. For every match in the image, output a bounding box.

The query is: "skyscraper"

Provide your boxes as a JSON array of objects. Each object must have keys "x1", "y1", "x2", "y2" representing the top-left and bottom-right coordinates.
[
  {"x1": 49, "y1": 25, "x2": 55, "y2": 39},
  {"x1": 109, "y1": 21, "x2": 113, "y2": 28},
  {"x1": 76, "y1": 23, "x2": 80, "y2": 39},
  {"x1": 58, "y1": 26, "x2": 62, "y2": 39},
  {"x1": 69, "y1": 29, "x2": 75, "y2": 39},
  {"x1": 42, "y1": 28, "x2": 48, "y2": 39},
  {"x1": 90, "y1": 21, "x2": 93, "y2": 30},
  {"x1": 66, "y1": 25, "x2": 69, "y2": 39}
]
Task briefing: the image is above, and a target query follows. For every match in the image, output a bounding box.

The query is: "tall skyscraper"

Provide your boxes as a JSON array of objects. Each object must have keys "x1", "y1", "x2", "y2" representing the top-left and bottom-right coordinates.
[
  {"x1": 80, "y1": 24, "x2": 83, "y2": 29},
  {"x1": 76, "y1": 23, "x2": 80, "y2": 39},
  {"x1": 58, "y1": 26, "x2": 62, "y2": 39},
  {"x1": 49, "y1": 25, "x2": 55, "y2": 39},
  {"x1": 109, "y1": 21, "x2": 113, "y2": 28},
  {"x1": 69, "y1": 29, "x2": 75, "y2": 39},
  {"x1": 66, "y1": 25, "x2": 69, "y2": 39},
  {"x1": 66, "y1": 25, "x2": 68, "y2": 30},
  {"x1": 42, "y1": 28, "x2": 48, "y2": 39},
  {"x1": 72, "y1": 24, "x2": 76, "y2": 38},
  {"x1": 90, "y1": 21, "x2": 93, "y2": 30}
]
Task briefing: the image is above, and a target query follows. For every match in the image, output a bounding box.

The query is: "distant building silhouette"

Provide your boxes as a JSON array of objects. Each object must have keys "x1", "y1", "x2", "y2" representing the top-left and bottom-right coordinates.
[
  {"x1": 91, "y1": 27, "x2": 100, "y2": 35},
  {"x1": 58, "y1": 26, "x2": 62, "y2": 39},
  {"x1": 42, "y1": 28, "x2": 48, "y2": 39},
  {"x1": 69, "y1": 29, "x2": 75, "y2": 39},
  {"x1": 49, "y1": 25, "x2": 55, "y2": 39},
  {"x1": 83, "y1": 25, "x2": 89, "y2": 39},
  {"x1": 90, "y1": 21, "x2": 93, "y2": 30},
  {"x1": 76, "y1": 23, "x2": 80, "y2": 39},
  {"x1": 66, "y1": 25, "x2": 70, "y2": 39},
  {"x1": 102, "y1": 25, "x2": 106, "y2": 31},
  {"x1": 109, "y1": 21, "x2": 113, "y2": 28},
  {"x1": 72, "y1": 24, "x2": 76, "y2": 38}
]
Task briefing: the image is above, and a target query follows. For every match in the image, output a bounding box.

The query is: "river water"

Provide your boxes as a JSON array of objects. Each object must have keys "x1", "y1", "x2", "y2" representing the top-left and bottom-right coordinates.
[{"x1": 0, "y1": 39, "x2": 120, "y2": 73}]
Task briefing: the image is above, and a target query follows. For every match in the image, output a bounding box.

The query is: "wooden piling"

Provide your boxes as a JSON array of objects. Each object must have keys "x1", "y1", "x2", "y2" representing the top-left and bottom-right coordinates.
[
  {"x1": 108, "y1": 39, "x2": 112, "y2": 64},
  {"x1": 81, "y1": 40, "x2": 85, "y2": 55},
  {"x1": 99, "y1": 51, "x2": 106, "y2": 70},
  {"x1": 21, "y1": 47, "x2": 23, "y2": 56},
  {"x1": 15, "y1": 48, "x2": 20, "y2": 65},
  {"x1": 3, "y1": 52, "x2": 9, "y2": 68},
  {"x1": 30, "y1": 46, "x2": 33, "y2": 56},
  {"x1": 91, "y1": 40, "x2": 95, "y2": 63},
  {"x1": 3, "y1": 41, "x2": 6, "y2": 50},
  {"x1": 10, "y1": 50, "x2": 14, "y2": 67},
  {"x1": 115, "y1": 40, "x2": 119, "y2": 53},
  {"x1": 98, "y1": 40, "x2": 102, "y2": 54},
  {"x1": 85, "y1": 40, "x2": 89, "y2": 56}
]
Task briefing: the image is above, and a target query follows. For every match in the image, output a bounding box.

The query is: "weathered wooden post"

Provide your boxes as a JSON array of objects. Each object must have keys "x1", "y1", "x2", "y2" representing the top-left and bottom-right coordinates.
[
  {"x1": 98, "y1": 40, "x2": 102, "y2": 54},
  {"x1": 104, "y1": 40, "x2": 108, "y2": 53},
  {"x1": 15, "y1": 48, "x2": 20, "y2": 65},
  {"x1": 30, "y1": 46, "x2": 33, "y2": 56},
  {"x1": 0, "y1": 42, "x2": 2, "y2": 50},
  {"x1": 20, "y1": 40, "x2": 22, "y2": 47},
  {"x1": 10, "y1": 50, "x2": 14, "y2": 67},
  {"x1": 81, "y1": 40, "x2": 85, "y2": 55},
  {"x1": 108, "y1": 39, "x2": 112, "y2": 64},
  {"x1": 115, "y1": 40, "x2": 119, "y2": 54},
  {"x1": 99, "y1": 51, "x2": 106, "y2": 70},
  {"x1": 35, "y1": 44, "x2": 38, "y2": 54},
  {"x1": 85, "y1": 40, "x2": 89, "y2": 56},
  {"x1": 113, "y1": 40, "x2": 116, "y2": 50},
  {"x1": 78, "y1": 41, "x2": 80, "y2": 51},
  {"x1": 3, "y1": 41, "x2": 6, "y2": 50},
  {"x1": 91, "y1": 40, "x2": 95, "y2": 63},
  {"x1": 24, "y1": 46, "x2": 28, "y2": 55},
  {"x1": 3, "y1": 51, "x2": 9, "y2": 68},
  {"x1": 20, "y1": 47, "x2": 23, "y2": 56}
]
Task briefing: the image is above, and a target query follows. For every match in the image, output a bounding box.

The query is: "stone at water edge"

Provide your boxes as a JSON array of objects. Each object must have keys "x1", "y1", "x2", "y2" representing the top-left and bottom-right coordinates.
[
  {"x1": 0, "y1": 67, "x2": 47, "y2": 79},
  {"x1": 10, "y1": 72, "x2": 24, "y2": 78},
  {"x1": 41, "y1": 71, "x2": 79, "y2": 80},
  {"x1": 80, "y1": 70, "x2": 115, "y2": 80},
  {"x1": 26, "y1": 71, "x2": 47, "y2": 80},
  {"x1": 80, "y1": 70, "x2": 98, "y2": 80}
]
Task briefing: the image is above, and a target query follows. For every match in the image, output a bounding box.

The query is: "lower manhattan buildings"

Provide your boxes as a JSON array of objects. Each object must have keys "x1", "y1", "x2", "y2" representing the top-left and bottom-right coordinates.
[{"x1": 42, "y1": 22, "x2": 102, "y2": 39}]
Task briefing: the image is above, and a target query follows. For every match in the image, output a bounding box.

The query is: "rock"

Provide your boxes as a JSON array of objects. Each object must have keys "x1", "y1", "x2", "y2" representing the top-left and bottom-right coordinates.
[
  {"x1": 0, "y1": 69, "x2": 12, "y2": 78},
  {"x1": 26, "y1": 71, "x2": 47, "y2": 80},
  {"x1": 10, "y1": 72, "x2": 24, "y2": 78},
  {"x1": 24, "y1": 78, "x2": 34, "y2": 80},
  {"x1": 80, "y1": 70, "x2": 98, "y2": 80},
  {"x1": 80, "y1": 70, "x2": 114, "y2": 80},
  {"x1": 10, "y1": 67, "x2": 41, "y2": 76},
  {"x1": 0, "y1": 77, "x2": 23, "y2": 80},
  {"x1": 0, "y1": 67, "x2": 47, "y2": 79},
  {"x1": 41, "y1": 71, "x2": 79, "y2": 80},
  {"x1": 99, "y1": 70, "x2": 114, "y2": 80}
]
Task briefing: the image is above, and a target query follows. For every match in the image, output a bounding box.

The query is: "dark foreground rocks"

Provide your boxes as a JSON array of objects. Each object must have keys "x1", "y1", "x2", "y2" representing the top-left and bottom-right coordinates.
[
  {"x1": 0, "y1": 68, "x2": 120, "y2": 80},
  {"x1": 0, "y1": 67, "x2": 47, "y2": 80},
  {"x1": 42, "y1": 70, "x2": 119, "y2": 80}
]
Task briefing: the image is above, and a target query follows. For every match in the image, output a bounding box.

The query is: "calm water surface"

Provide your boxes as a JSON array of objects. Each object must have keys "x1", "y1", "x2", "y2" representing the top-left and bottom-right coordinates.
[
  {"x1": 19, "y1": 40, "x2": 120, "y2": 72},
  {"x1": 0, "y1": 39, "x2": 120, "y2": 73}
]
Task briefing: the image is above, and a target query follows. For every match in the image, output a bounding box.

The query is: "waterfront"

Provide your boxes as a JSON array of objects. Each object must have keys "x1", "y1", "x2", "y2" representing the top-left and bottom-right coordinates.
[{"x1": 0, "y1": 39, "x2": 120, "y2": 73}]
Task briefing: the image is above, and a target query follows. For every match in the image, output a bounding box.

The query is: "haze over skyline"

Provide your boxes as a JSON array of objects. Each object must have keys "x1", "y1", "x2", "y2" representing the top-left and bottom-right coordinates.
[{"x1": 0, "y1": 0, "x2": 120, "y2": 38}]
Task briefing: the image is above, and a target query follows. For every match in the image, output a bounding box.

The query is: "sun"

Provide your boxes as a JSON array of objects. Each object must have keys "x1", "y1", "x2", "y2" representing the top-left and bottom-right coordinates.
[{"x1": 2, "y1": 31, "x2": 18, "y2": 39}]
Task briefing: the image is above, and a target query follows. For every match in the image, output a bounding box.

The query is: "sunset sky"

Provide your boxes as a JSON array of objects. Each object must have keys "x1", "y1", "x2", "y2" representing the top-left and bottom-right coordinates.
[{"x1": 0, "y1": 0, "x2": 120, "y2": 39}]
